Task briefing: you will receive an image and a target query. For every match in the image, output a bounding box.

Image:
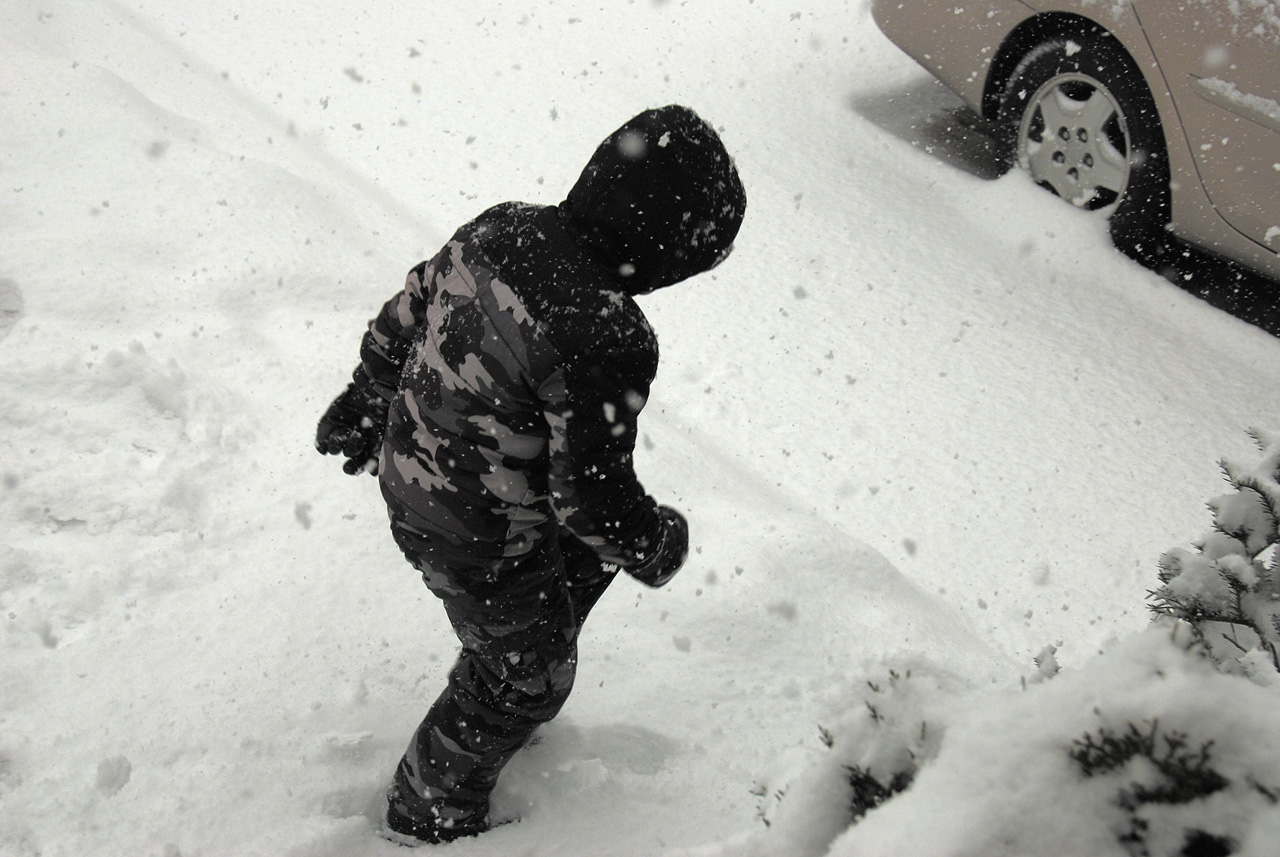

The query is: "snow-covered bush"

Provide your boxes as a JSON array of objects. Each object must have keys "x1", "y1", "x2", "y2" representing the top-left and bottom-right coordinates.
[
  {"x1": 744, "y1": 663, "x2": 958, "y2": 857},
  {"x1": 1151, "y1": 428, "x2": 1280, "y2": 676},
  {"x1": 829, "y1": 669, "x2": 933, "y2": 823},
  {"x1": 1069, "y1": 721, "x2": 1237, "y2": 857},
  {"x1": 734, "y1": 430, "x2": 1280, "y2": 857},
  {"x1": 739, "y1": 633, "x2": 1280, "y2": 857}
]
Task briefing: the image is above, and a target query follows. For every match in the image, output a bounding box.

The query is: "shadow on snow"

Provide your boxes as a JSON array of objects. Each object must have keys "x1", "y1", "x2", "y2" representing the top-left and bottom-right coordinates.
[{"x1": 851, "y1": 77, "x2": 1280, "y2": 338}]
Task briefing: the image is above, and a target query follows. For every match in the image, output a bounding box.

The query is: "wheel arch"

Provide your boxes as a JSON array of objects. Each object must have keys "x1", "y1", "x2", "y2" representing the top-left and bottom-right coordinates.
[
  {"x1": 985, "y1": 10, "x2": 1180, "y2": 245},
  {"x1": 981, "y1": 13, "x2": 1120, "y2": 121}
]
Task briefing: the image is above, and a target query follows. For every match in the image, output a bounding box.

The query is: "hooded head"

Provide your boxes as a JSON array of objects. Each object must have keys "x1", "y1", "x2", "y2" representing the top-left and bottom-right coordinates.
[{"x1": 559, "y1": 105, "x2": 746, "y2": 295}]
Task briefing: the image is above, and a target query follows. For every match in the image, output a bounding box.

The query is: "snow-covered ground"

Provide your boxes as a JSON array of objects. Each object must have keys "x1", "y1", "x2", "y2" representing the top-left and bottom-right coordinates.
[{"x1": 3, "y1": 1, "x2": 1280, "y2": 855}]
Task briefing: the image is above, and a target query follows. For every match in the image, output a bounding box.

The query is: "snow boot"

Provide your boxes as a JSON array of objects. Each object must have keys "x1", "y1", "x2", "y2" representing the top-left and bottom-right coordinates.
[{"x1": 379, "y1": 770, "x2": 488, "y2": 846}]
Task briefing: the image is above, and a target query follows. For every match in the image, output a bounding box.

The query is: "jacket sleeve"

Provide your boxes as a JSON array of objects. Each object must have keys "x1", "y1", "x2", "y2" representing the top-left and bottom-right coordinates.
[
  {"x1": 356, "y1": 260, "x2": 433, "y2": 402},
  {"x1": 538, "y1": 345, "x2": 665, "y2": 568}
]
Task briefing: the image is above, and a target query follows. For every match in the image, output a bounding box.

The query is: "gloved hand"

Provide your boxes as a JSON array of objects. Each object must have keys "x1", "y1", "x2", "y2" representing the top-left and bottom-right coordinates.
[
  {"x1": 628, "y1": 505, "x2": 689, "y2": 588},
  {"x1": 315, "y1": 370, "x2": 390, "y2": 476}
]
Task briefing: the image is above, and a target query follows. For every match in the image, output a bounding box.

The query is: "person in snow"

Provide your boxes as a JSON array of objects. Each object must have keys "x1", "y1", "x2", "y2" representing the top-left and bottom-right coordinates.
[{"x1": 315, "y1": 104, "x2": 746, "y2": 844}]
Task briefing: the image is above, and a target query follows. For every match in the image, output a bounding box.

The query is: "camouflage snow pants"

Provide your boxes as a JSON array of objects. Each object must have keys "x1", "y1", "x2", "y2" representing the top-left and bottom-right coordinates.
[{"x1": 388, "y1": 524, "x2": 617, "y2": 829}]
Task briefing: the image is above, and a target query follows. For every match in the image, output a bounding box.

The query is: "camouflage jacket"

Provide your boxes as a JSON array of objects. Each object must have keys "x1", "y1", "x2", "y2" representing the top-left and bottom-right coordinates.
[
  {"x1": 358, "y1": 105, "x2": 745, "y2": 575},
  {"x1": 365, "y1": 202, "x2": 663, "y2": 572}
]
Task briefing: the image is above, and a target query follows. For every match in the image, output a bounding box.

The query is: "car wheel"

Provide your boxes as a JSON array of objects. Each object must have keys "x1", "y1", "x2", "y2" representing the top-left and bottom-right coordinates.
[{"x1": 998, "y1": 35, "x2": 1170, "y2": 252}]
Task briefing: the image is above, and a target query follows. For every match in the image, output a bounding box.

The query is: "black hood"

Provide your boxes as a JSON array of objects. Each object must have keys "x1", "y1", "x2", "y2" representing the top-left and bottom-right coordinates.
[{"x1": 559, "y1": 105, "x2": 746, "y2": 295}]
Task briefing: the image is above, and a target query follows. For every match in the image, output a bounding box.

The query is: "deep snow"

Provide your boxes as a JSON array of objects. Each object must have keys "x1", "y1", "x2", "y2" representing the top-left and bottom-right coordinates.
[{"x1": 3, "y1": 1, "x2": 1280, "y2": 855}]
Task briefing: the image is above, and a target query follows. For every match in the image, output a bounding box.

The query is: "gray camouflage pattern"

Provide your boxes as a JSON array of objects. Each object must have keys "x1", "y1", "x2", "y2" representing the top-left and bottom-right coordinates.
[
  {"x1": 364, "y1": 206, "x2": 665, "y2": 829},
  {"x1": 369, "y1": 219, "x2": 663, "y2": 574},
  {"x1": 350, "y1": 105, "x2": 745, "y2": 838}
]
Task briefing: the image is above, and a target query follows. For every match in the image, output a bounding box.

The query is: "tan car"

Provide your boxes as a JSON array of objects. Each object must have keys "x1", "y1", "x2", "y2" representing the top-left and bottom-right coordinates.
[{"x1": 872, "y1": 0, "x2": 1280, "y2": 284}]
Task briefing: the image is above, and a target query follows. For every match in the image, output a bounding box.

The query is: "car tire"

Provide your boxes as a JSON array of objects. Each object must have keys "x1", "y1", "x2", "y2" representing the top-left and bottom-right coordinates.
[{"x1": 997, "y1": 34, "x2": 1171, "y2": 255}]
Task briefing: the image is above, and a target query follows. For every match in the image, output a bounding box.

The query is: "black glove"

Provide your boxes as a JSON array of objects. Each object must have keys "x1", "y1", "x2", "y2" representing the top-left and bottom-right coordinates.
[
  {"x1": 315, "y1": 370, "x2": 390, "y2": 476},
  {"x1": 628, "y1": 505, "x2": 689, "y2": 588}
]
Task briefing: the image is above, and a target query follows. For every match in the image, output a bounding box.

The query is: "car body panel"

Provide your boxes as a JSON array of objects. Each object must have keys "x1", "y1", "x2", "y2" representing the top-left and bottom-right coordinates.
[
  {"x1": 1137, "y1": 1, "x2": 1280, "y2": 252},
  {"x1": 870, "y1": 0, "x2": 1032, "y2": 110},
  {"x1": 870, "y1": 0, "x2": 1280, "y2": 283}
]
